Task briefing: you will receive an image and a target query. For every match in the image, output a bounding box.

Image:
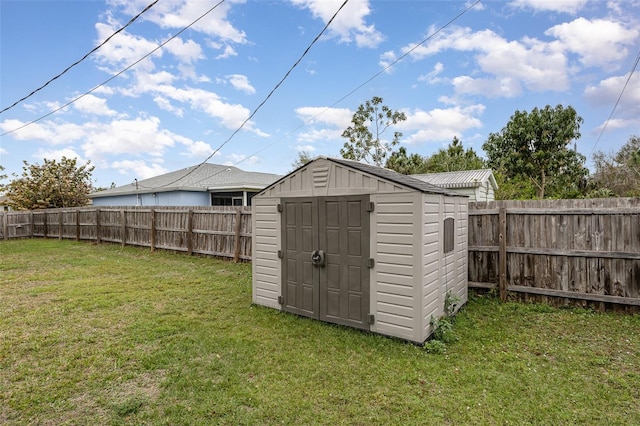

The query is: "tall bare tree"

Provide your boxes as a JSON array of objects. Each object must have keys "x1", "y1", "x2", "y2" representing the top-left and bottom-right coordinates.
[{"x1": 340, "y1": 96, "x2": 406, "y2": 167}]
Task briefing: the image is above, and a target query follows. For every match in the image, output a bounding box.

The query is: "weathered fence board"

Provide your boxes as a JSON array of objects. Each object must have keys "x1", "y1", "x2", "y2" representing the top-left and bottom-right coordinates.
[
  {"x1": 3, "y1": 198, "x2": 639, "y2": 310},
  {"x1": 0, "y1": 206, "x2": 252, "y2": 261},
  {"x1": 469, "y1": 198, "x2": 640, "y2": 311}
]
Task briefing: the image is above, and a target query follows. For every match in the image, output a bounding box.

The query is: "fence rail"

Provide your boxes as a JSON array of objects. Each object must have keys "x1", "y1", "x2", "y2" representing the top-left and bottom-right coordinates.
[
  {"x1": 468, "y1": 198, "x2": 640, "y2": 311},
  {"x1": 2, "y1": 198, "x2": 639, "y2": 310},
  {"x1": 1, "y1": 206, "x2": 252, "y2": 262}
]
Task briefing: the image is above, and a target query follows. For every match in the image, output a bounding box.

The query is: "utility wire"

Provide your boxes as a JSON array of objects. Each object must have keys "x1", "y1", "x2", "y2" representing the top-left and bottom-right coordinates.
[
  {"x1": 159, "y1": 0, "x2": 351, "y2": 189},
  {"x1": 1, "y1": 0, "x2": 226, "y2": 137},
  {"x1": 189, "y1": 0, "x2": 481, "y2": 184},
  {"x1": 0, "y1": 0, "x2": 159, "y2": 115},
  {"x1": 589, "y1": 46, "x2": 640, "y2": 156}
]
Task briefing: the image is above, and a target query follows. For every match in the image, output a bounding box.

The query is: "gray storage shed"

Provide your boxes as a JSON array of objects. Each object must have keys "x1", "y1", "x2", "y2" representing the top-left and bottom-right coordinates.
[{"x1": 251, "y1": 157, "x2": 468, "y2": 343}]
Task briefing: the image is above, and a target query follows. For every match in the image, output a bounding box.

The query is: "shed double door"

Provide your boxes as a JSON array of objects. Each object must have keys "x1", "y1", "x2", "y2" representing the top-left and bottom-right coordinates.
[{"x1": 281, "y1": 196, "x2": 371, "y2": 330}]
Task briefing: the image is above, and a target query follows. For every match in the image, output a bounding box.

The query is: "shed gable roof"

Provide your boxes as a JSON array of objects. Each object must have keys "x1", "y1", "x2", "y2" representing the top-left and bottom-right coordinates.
[
  {"x1": 258, "y1": 157, "x2": 466, "y2": 197},
  {"x1": 90, "y1": 163, "x2": 281, "y2": 198}
]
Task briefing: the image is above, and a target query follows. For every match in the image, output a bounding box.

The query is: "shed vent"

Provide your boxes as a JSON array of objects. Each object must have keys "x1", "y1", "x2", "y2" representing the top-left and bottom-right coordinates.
[{"x1": 312, "y1": 166, "x2": 330, "y2": 188}]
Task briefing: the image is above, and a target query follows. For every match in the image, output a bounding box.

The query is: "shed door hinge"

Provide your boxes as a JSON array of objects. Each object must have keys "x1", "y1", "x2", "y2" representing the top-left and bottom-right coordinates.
[
  {"x1": 366, "y1": 258, "x2": 375, "y2": 268},
  {"x1": 277, "y1": 250, "x2": 284, "y2": 259},
  {"x1": 366, "y1": 201, "x2": 375, "y2": 212},
  {"x1": 366, "y1": 314, "x2": 375, "y2": 325},
  {"x1": 277, "y1": 203, "x2": 283, "y2": 212},
  {"x1": 278, "y1": 295, "x2": 284, "y2": 305}
]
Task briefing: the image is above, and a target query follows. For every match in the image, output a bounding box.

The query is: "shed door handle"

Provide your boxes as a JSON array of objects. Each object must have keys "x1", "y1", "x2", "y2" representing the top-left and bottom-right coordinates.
[{"x1": 311, "y1": 250, "x2": 325, "y2": 267}]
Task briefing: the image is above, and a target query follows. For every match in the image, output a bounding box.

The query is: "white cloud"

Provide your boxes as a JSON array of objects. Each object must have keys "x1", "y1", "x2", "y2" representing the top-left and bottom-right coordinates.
[
  {"x1": 294, "y1": 106, "x2": 353, "y2": 143},
  {"x1": 225, "y1": 153, "x2": 260, "y2": 166},
  {"x1": 290, "y1": 0, "x2": 384, "y2": 48},
  {"x1": 295, "y1": 106, "x2": 352, "y2": 128},
  {"x1": 107, "y1": 0, "x2": 248, "y2": 43},
  {"x1": 296, "y1": 145, "x2": 316, "y2": 152},
  {"x1": 399, "y1": 105, "x2": 485, "y2": 144},
  {"x1": 178, "y1": 138, "x2": 215, "y2": 158},
  {"x1": 93, "y1": 21, "x2": 160, "y2": 72},
  {"x1": 110, "y1": 159, "x2": 167, "y2": 179},
  {"x1": 510, "y1": 0, "x2": 589, "y2": 14},
  {"x1": 226, "y1": 74, "x2": 256, "y2": 94},
  {"x1": 151, "y1": 86, "x2": 267, "y2": 135},
  {"x1": 163, "y1": 37, "x2": 204, "y2": 64},
  {"x1": 585, "y1": 72, "x2": 640, "y2": 106},
  {"x1": 546, "y1": 18, "x2": 639, "y2": 69},
  {"x1": 417, "y1": 62, "x2": 445, "y2": 84},
  {"x1": 33, "y1": 147, "x2": 86, "y2": 164},
  {"x1": 585, "y1": 72, "x2": 640, "y2": 130},
  {"x1": 73, "y1": 94, "x2": 117, "y2": 116},
  {"x1": 389, "y1": 26, "x2": 569, "y2": 97},
  {"x1": 215, "y1": 45, "x2": 238, "y2": 59},
  {"x1": 82, "y1": 117, "x2": 176, "y2": 159},
  {"x1": 297, "y1": 127, "x2": 343, "y2": 143},
  {"x1": 0, "y1": 119, "x2": 85, "y2": 145},
  {"x1": 153, "y1": 96, "x2": 184, "y2": 116}
]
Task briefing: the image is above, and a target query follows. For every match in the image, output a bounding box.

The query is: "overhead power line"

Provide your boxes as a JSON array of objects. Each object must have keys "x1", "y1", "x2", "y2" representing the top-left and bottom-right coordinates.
[
  {"x1": 158, "y1": 0, "x2": 351, "y2": 189},
  {"x1": 0, "y1": 0, "x2": 159, "y2": 115},
  {"x1": 189, "y1": 0, "x2": 481, "y2": 184},
  {"x1": 589, "y1": 46, "x2": 640, "y2": 156},
  {"x1": 0, "y1": 0, "x2": 226, "y2": 138}
]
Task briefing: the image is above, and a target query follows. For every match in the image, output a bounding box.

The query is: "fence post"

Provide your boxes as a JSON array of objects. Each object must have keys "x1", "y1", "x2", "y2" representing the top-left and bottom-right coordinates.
[
  {"x1": 150, "y1": 209, "x2": 156, "y2": 252},
  {"x1": 499, "y1": 206, "x2": 507, "y2": 301},
  {"x1": 30, "y1": 211, "x2": 34, "y2": 238},
  {"x1": 96, "y1": 209, "x2": 101, "y2": 244},
  {"x1": 43, "y1": 212, "x2": 48, "y2": 238},
  {"x1": 59, "y1": 211, "x2": 63, "y2": 240},
  {"x1": 1, "y1": 212, "x2": 6, "y2": 240},
  {"x1": 121, "y1": 209, "x2": 126, "y2": 247},
  {"x1": 233, "y1": 208, "x2": 242, "y2": 263},
  {"x1": 187, "y1": 209, "x2": 194, "y2": 256},
  {"x1": 76, "y1": 209, "x2": 80, "y2": 241}
]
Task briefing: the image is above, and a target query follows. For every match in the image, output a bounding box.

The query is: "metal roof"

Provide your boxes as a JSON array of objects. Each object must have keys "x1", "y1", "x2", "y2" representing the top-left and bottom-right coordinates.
[
  {"x1": 90, "y1": 163, "x2": 282, "y2": 198},
  {"x1": 411, "y1": 169, "x2": 497, "y2": 190}
]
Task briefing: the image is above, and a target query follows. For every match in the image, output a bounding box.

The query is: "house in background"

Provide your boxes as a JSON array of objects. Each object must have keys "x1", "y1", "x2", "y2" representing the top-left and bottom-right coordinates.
[
  {"x1": 89, "y1": 163, "x2": 281, "y2": 207},
  {"x1": 0, "y1": 195, "x2": 13, "y2": 211},
  {"x1": 411, "y1": 169, "x2": 498, "y2": 202}
]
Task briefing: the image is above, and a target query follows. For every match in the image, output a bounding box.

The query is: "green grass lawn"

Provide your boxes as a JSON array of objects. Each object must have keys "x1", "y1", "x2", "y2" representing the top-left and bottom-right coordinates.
[{"x1": 1, "y1": 239, "x2": 639, "y2": 425}]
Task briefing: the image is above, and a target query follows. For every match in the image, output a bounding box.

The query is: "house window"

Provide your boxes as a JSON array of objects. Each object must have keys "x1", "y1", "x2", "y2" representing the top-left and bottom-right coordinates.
[
  {"x1": 443, "y1": 217, "x2": 455, "y2": 253},
  {"x1": 210, "y1": 191, "x2": 259, "y2": 206}
]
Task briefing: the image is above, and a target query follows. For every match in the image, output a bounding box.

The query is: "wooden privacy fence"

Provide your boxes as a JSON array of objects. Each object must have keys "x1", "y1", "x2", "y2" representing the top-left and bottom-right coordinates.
[
  {"x1": 3, "y1": 198, "x2": 640, "y2": 309},
  {"x1": 468, "y1": 198, "x2": 640, "y2": 310},
  {"x1": 0, "y1": 206, "x2": 252, "y2": 262}
]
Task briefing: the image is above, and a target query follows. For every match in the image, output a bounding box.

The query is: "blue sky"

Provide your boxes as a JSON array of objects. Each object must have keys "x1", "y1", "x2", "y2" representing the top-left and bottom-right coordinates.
[{"x1": 1, "y1": 0, "x2": 639, "y2": 189}]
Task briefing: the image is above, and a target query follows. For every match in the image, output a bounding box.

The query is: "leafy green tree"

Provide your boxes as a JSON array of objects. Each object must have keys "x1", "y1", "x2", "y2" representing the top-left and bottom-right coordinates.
[
  {"x1": 483, "y1": 105, "x2": 588, "y2": 199},
  {"x1": 5, "y1": 157, "x2": 95, "y2": 210},
  {"x1": 385, "y1": 147, "x2": 428, "y2": 174},
  {"x1": 291, "y1": 151, "x2": 314, "y2": 170},
  {"x1": 0, "y1": 164, "x2": 6, "y2": 191},
  {"x1": 589, "y1": 135, "x2": 640, "y2": 197},
  {"x1": 425, "y1": 137, "x2": 486, "y2": 172},
  {"x1": 340, "y1": 96, "x2": 407, "y2": 167}
]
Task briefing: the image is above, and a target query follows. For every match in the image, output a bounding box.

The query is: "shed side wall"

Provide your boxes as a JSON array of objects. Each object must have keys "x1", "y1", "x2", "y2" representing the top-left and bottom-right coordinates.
[
  {"x1": 422, "y1": 193, "x2": 445, "y2": 341},
  {"x1": 443, "y1": 196, "x2": 468, "y2": 311},
  {"x1": 252, "y1": 197, "x2": 280, "y2": 308},
  {"x1": 370, "y1": 192, "x2": 422, "y2": 342}
]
